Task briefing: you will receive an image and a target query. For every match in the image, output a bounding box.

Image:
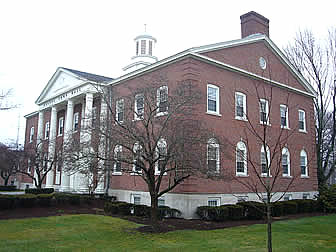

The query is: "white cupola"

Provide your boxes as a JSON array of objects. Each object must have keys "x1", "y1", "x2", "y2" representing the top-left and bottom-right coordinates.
[{"x1": 122, "y1": 26, "x2": 158, "y2": 73}]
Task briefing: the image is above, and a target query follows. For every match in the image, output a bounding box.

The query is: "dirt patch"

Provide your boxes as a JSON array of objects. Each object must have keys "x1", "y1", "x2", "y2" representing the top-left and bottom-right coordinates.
[{"x1": 0, "y1": 204, "x2": 327, "y2": 233}]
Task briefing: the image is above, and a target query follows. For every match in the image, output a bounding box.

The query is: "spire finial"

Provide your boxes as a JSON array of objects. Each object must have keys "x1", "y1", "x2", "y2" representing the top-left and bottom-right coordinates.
[{"x1": 144, "y1": 24, "x2": 147, "y2": 33}]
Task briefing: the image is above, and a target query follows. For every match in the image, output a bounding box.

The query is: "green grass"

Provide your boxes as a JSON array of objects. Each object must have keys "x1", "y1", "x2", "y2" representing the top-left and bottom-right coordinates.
[{"x1": 0, "y1": 214, "x2": 335, "y2": 251}]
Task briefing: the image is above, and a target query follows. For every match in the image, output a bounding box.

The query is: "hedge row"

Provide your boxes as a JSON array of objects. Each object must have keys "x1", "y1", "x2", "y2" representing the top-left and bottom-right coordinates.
[
  {"x1": 104, "y1": 202, "x2": 181, "y2": 219},
  {"x1": 0, "y1": 192, "x2": 107, "y2": 210},
  {"x1": 196, "y1": 199, "x2": 321, "y2": 222},
  {"x1": 25, "y1": 188, "x2": 54, "y2": 194},
  {"x1": 0, "y1": 185, "x2": 17, "y2": 191}
]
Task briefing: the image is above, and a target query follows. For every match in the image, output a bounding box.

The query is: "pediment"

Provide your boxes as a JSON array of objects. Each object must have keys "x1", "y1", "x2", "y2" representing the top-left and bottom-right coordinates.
[{"x1": 36, "y1": 68, "x2": 87, "y2": 105}]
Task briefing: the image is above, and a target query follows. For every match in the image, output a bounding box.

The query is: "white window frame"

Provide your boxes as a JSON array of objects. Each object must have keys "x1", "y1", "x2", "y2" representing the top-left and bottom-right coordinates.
[
  {"x1": 140, "y1": 40, "x2": 146, "y2": 55},
  {"x1": 29, "y1": 126, "x2": 34, "y2": 143},
  {"x1": 261, "y1": 145, "x2": 271, "y2": 176},
  {"x1": 282, "y1": 147, "x2": 291, "y2": 177},
  {"x1": 302, "y1": 193, "x2": 310, "y2": 199},
  {"x1": 158, "y1": 197, "x2": 165, "y2": 206},
  {"x1": 44, "y1": 122, "x2": 50, "y2": 140},
  {"x1": 131, "y1": 194, "x2": 141, "y2": 205},
  {"x1": 259, "y1": 99, "x2": 269, "y2": 125},
  {"x1": 73, "y1": 112, "x2": 79, "y2": 132},
  {"x1": 207, "y1": 138, "x2": 220, "y2": 173},
  {"x1": 208, "y1": 197, "x2": 220, "y2": 207},
  {"x1": 156, "y1": 86, "x2": 168, "y2": 116},
  {"x1": 155, "y1": 138, "x2": 167, "y2": 175},
  {"x1": 132, "y1": 142, "x2": 143, "y2": 175},
  {"x1": 207, "y1": 84, "x2": 220, "y2": 115},
  {"x1": 235, "y1": 92, "x2": 247, "y2": 120},
  {"x1": 236, "y1": 141, "x2": 247, "y2": 176},
  {"x1": 116, "y1": 99, "x2": 124, "y2": 123},
  {"x1": 280, "y1": 104, "x2": 289, "y2": 129},
  {"x1": 113, "y1": 145, "x2": 122, "y2": 175},
  {"x1": 298, "y1": 110, "x2": 306, "y2": 132},
  {"x1": 300, "y1": 149, "x2": 308, "y2": 177},
  {"x1": 27, "y1": 159, "x2": 31, "y2": 173},
  {"x1": 283, "y1": 194, "x2": 292, "y2": 201},
  {"x1": 134, "y1": 94, "x2": 144, "y2": 120},
  {"x1": 58, "y1": 117, "x2": 64, "y2": 136}
]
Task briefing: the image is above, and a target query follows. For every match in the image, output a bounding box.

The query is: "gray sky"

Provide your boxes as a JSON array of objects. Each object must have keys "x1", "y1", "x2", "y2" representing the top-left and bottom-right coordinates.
[{"x1": 0, "y1": 0, "x2": 335, "y2": 145}]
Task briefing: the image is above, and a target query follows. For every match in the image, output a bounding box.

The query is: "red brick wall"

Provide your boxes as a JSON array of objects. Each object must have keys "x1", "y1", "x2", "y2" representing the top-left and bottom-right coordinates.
[{"x1": 108, "y1": 56, "x2": 317, "y2": 194}]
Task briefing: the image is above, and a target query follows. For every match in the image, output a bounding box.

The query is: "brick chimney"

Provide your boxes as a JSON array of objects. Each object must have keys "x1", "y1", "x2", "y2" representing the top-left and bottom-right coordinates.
[{"x1": 240, "y1": 11, "x2": 269, "y2": 38}]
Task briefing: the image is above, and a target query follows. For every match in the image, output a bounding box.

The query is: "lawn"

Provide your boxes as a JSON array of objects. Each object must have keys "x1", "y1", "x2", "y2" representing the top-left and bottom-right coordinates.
[{"x1": 0, "y1": 214, "x2": 335, "y2": 251}]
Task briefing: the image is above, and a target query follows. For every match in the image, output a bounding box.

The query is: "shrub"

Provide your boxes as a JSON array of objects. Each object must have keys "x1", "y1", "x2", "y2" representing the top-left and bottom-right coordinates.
[
  {"x1": 25, "y1": 188, "x2": 54, "y2": 195},
  {"x1": 37, "y1": 193, "x2": 54, "y2": 207},
  {"x1": 196, "y1": 206, "x2": 212, "y2": 220},
  {"x1": 196, "y1": 205, "x2": 234, "y2": 221},
  {"x1": 0, "y1": 195, "x2": 16, "y2": 210},
  {"x1": 118, "y1": 202, "x2": 133, "y2": 215},
  {"x1": 18, "y1": 194, "x2": 37, "y2": 208},
  {"x1": 54, "y1": 193, "x2": 80, "y2": 205},
  {"x1": 133, "y1": 204, "x2": 151, "y2": 217},
  {"x1": 272, "y1": 201, "x2": 284, "y2": 217},
  {"x1": 238, "y1": 201, "x2": 265, "y2": 220},
  {"x1": 157, "y1": 206, "x2": 181, "y2": 219},
  {"x1": 318, "y1": 185, "x2": 336, "y2": 213},
  {"x1": 225, "y1": 204, "x2": 244, "y2": 220},
  {"x1": 0, "y1": 185, "x2": 17, "y2": 191},
  {"x1": 282, "y1": 200, "x2": 298, "y2": 215}
]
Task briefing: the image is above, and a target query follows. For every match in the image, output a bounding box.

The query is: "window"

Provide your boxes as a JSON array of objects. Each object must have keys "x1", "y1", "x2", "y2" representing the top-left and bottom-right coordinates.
[
  {"x1": 208, "y1": 198, "x2": 220, "y2": 207},
  {"x1": 44, "y1": 122, "x2": 50, "y2": 139},
  {"x1": 156, "y1": 138, "x2": 167, "y2": 175},
  {"x1": 236, "y1": 141, "x2": 247, "y2": 176},
  {"x1": 149, "y1": 41, "x2": 153, "y2": 56},
  {"x1": 158, "y1": 198, "x2": 165, "y2": 206},
  {"x1": 116, "y1": 99, "x2": 124, "y2": 123},
  {"x1": 235, "y1": 92, "x2": 246, "y2": 120},
  {"x1": 92, "y1": 107, "x2": 97, "y2": 127},
  {"x1": 261, "y1": 145, "x2": 270, "y2": 176},
  {"x1": 302, "y1": 193, "x2": 309, "y2": 199},
  {"x1": 283, "y1": 194, "x2": 292, "y2": 201},
  {"x1": 300, "y1": 149, "x2": 308, "y2": 177},
  {"x1": 207, "y1": 138, "x2": 220, "y2": 173},
  {"x1": 56, "y1": 157, "x2": 62, "y2": 172},
  {"x1": 237, "y1": 196, "x2": 248, "y2": 203},
  {"x1": 207, "y1": 84, "x2": 220, "y2": 114},
  {"x1": 58, "y1": 117, "x2": 64, "y2": 136},
  {"x1": 113, "y1": 145, "x2": 122, "y2": 174},
  {"x1": 157, "y1": 86, "x2": 168, "y2": 115},
  {"x1": 29, "y1": 126, "x2": 34, "y2": 143},
  {"x1": 282, "y1": 148, "x2": 291, "y2": 176},
  {"x1": 27, "y1": 159, "x2": 31, "y2": 173},
  {"x1": 133, "y1": 142, "x2": 143, "y2": 173},
  {"x1": 133, "y1": 195, "x2": 141, "y2": 205},
  {"x1": 259, "y1": 99, "x2": 269, "y2": 124},
  {"x1": 43, "y1": 154, "x2": 48, "y2": 171},
  {"x1": 136, "y1": 41, "x2": 139, "y2": 55},
  {"x1": 141, "y1": 40, "x2": 146, "y2": 54},
  {"x1": 73, "y1": 112, "x2": 79, "y2": 131},
  {"x1": 299, "y1": 110, "x2": 306, "y2": 132},
  {"x1": 280, "y1": 105, "x2": 289, "y2": 128},
  {"x1": 134, "y1": 94, "x2": 144, "y2": 120}
]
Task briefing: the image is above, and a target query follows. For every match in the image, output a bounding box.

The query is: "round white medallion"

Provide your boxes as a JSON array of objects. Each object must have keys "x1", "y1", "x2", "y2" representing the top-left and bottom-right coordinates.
[{"x1": 259, "y1": 57, "x2": 267, "y2": 70}]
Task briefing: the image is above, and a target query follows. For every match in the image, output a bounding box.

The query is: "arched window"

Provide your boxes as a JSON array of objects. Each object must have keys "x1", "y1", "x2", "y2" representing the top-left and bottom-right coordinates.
[
  {"x1": 282, "y1": 147, "x2": 291, "y2": 176},
  {"x1": 113, "y1": 145, "x2": 122, "y2": 174},
  {"x1": 133, "y1": 142, "x2": 143, "y2": 174},
  {"x1": 207, "y1": 138, "x2": 220, "y2": 173},
  {"x1": 155, "y1": 138, "x2": 167, "y2": 175},
  {"x1": 300, "y1": 150, "x2": 308, "y2": 177},
  {"x1": 236, "y1": 141, "x2": 247, "y2": 176},
  {"x1": 261, "y1": 145, "x2": 270, "y2": 176}
]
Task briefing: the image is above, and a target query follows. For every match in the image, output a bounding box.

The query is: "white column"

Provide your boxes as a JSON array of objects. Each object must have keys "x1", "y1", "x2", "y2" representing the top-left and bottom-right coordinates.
[
  {"x1": 77, "y1": 93, "x2": 94, "y2": 192},
  {"x1": 37, "y1": 111, "x2": 44, "y2": 145},
  {"x1": 46, "y1": 106, "x2": 57, "y2": 187},
  {"x1": 61, "y1": 99, "x2": 74, "y2": 191},
  {"x1": 95, "y1": 98, "x2": 107, "y2": 193}
]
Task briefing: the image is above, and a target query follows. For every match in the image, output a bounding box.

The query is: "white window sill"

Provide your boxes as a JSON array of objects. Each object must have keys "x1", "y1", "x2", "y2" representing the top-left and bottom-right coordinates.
[
  {"x1": 235, "y1": 116, "x2": 248, "y2": 121},
  {"x1": 281, "y1": 126, "x2": 290, "y2": 130},
  {"x1": 299, "y1": 129, "x2": 307, "y2": 133},
  {"x1": 300, "y1": 175, "x2": 309, "y2": 178},
  {"x1": 155, "y1": 172, "x2": 167, "y2": 176},
  {"x1": 112, "y1": 172, "x2": 122, "y2": 176},
  {"x1": 206, "y1": 111, "x2": 222, "y2": 117},
  {"x1": 261, "y1": 174, "x2": 272, "y2": 177},
  {"x1": 282, "y1": 175, "x2": 292, "y2": 178},
  {"x1": 58, "y1": 134, "x2": 63, "y2": 137},
  {"x1": 133, "y1": 117, "x2": 144, "y2": 121},
  {"x1": 156, "y1": 112, "x2": 168, "y2": 117},
  {"x1": 236, "y1": 174, "x2": 248, "y2": 177},
  {"x1": 260, "y1": 122, "x2": 271, "y2": 126},
  {"x1": 131, "y1": 172, "x2": 142, "y2": 176}
]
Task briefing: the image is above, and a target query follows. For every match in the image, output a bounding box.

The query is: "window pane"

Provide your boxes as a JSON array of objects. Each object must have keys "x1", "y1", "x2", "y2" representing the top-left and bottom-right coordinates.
[
  {"x1": 282, "y1": 154, "x2": 288, "y2": 174},
  {"x1": 141, "y1": 40, "x2": 146, "y2": 54},
  {"x1": 208, "y1": 87, "x2": 218, "y2": 112}
]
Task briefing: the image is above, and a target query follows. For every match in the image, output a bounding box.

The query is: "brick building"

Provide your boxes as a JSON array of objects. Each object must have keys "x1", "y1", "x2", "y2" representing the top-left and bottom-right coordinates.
[{"x1": 21, "y1": 11, "x2": 318, "y2": 218}]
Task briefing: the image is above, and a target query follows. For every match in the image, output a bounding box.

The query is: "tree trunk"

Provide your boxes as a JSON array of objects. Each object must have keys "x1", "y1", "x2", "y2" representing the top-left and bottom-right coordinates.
[
  {"x1": 4, "y1": 177, "x2": 9, "y2": 186},
  {"x1": 150, "y1": 194, "x2": 159, "y2": 232},
  {"x1": 267, "y1": 202, "x2": 272, "y2": 252}
]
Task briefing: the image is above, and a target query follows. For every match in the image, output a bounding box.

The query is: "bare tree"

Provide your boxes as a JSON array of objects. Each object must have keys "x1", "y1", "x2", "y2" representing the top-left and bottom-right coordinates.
[
  {"x1": 285, "y1": 29, "x2": 336, "y2": 189},
  {"x1": 16, "y1": 140, "x2": 62, "y2": 189},
  {"x1": 66, "y1": 77, "x2": 210, "y2": 229},
  {"x1": 0, "y1": 89, "x2": 17, "y2": 110},
  {"x1": 0, "y1": 143, "x2": 22, "y2": 185}
]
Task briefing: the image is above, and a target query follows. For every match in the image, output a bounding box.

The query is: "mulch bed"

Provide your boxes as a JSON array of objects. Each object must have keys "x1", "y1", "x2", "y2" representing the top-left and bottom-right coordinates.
[{"x1": 0, "y1": 203, "x2": 328, "y2": 233}]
